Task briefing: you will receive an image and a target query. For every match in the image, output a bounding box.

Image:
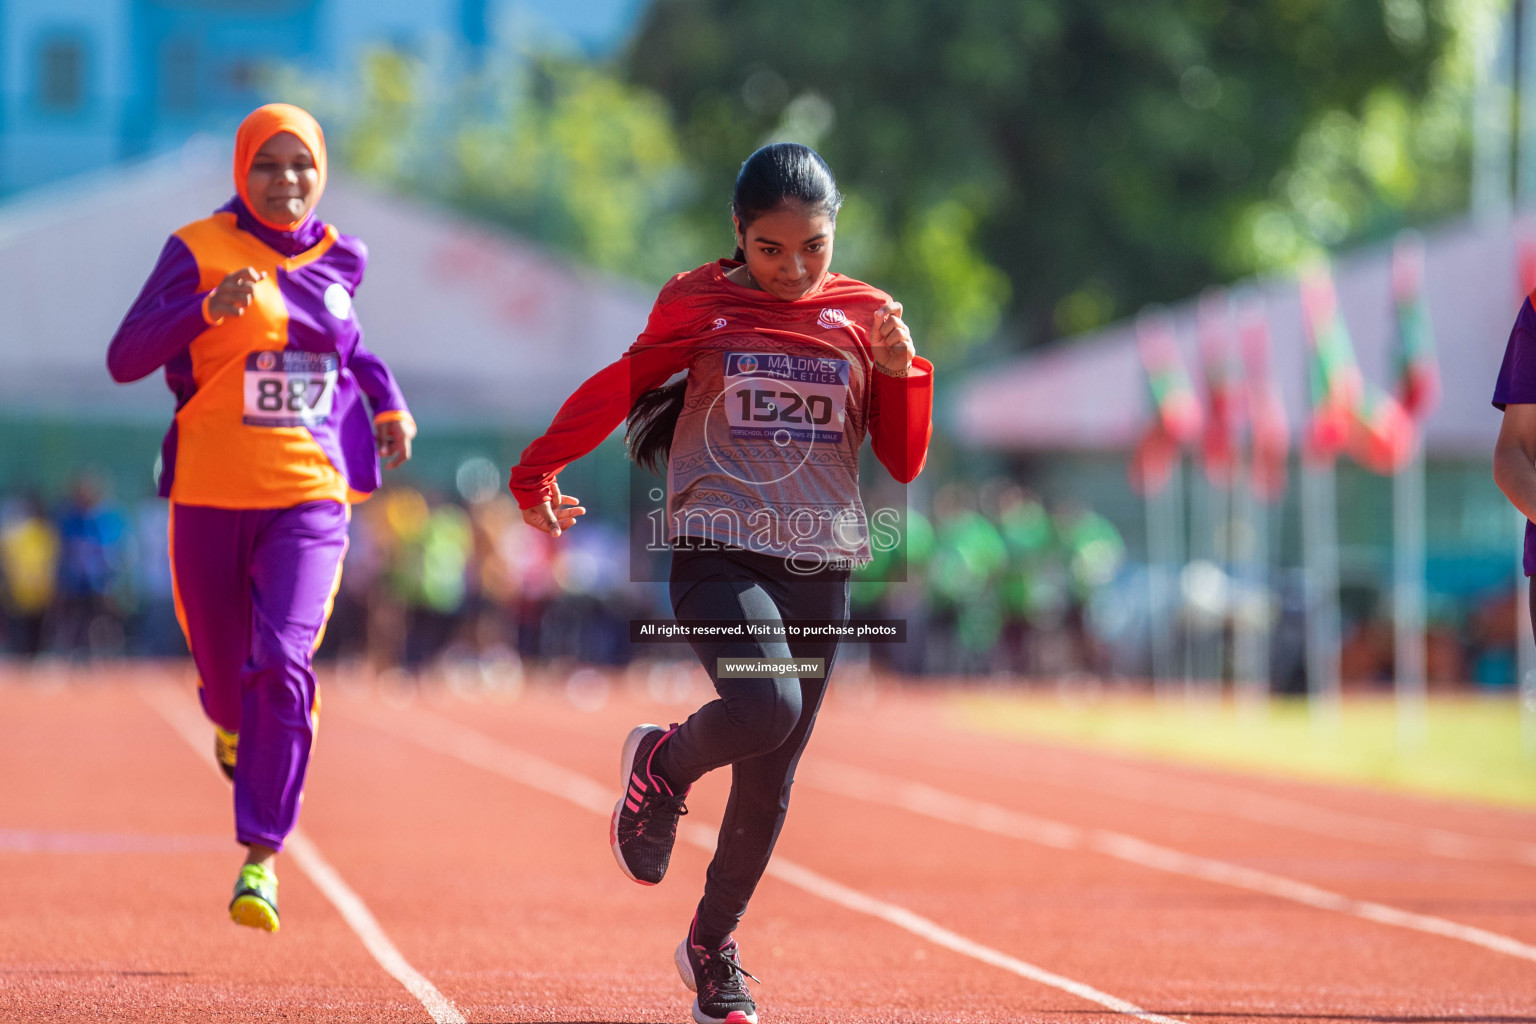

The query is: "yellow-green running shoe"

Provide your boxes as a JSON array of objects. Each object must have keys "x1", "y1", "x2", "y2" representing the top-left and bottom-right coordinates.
[
  {"x1": 214, "y1": 727, "x2": 238, "y2": 782},
  {"x1": 229, "y1": 862, "x2": 279, "y2": 932}
]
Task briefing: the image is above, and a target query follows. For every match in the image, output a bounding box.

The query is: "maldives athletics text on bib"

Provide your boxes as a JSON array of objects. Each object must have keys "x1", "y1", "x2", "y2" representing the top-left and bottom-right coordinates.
[
  {"x1": 242, "y1": 350, "x2": 339, "y2": 428},
  {"x1": 722, "y1": 351, "x2": 850, "y2": 445}
]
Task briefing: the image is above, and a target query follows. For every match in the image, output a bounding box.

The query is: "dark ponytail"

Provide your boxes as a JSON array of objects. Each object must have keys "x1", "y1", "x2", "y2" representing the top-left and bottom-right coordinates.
[
  {"x1": 627, "y1": 143, "x2": 844, "y2": 473},
  {"x1": 626, "y1": 379, "x2": 687, "y2": 475}
]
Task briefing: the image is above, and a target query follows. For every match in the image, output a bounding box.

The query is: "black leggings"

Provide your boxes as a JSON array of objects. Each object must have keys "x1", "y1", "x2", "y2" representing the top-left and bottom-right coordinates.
[{"x1": 653, "y1": 543, "x2": 850, "y2": 947}]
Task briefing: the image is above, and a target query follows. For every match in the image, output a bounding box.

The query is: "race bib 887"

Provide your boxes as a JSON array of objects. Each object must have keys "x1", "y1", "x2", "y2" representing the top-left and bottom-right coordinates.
[
  {"x1": 723, "y1": 351, "x2": 849, "y2": 444},
  {"x1": 242, "y1": 350, "x2": 339, "y2": 428}
]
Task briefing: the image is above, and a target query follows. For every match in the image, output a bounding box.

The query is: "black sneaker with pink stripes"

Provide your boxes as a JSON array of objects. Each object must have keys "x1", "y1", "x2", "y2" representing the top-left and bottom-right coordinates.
[
  {"x1": 610, "y1": 723, "x2": 688, "y2": 885},
  {"x1": 675, "y1": 922, "x2": 759, "y2": 1024}
]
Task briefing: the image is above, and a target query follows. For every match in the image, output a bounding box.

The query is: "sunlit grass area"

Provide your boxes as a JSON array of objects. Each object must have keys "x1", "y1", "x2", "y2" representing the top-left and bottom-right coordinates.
[{"x1": 951, "y1": 690, "x2": 1536, "y2": 808}]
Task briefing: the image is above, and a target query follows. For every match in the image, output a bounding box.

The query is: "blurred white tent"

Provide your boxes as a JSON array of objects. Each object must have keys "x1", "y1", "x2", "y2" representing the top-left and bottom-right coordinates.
[
  {"x1": 0, "y1": 138, "x2": 653, "y2": 427},
  {"x1": 955, "y1": 214, "x2": 1528, "y2": 458}
]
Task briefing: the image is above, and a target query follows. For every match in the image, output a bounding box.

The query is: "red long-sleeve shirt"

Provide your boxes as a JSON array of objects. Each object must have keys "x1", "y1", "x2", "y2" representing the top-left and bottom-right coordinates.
[{"x1": 510, "y1": 261, "x2": 933, "y2": 563}]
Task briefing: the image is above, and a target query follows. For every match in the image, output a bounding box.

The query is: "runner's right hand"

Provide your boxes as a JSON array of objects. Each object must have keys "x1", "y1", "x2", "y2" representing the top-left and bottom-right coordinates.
[
  {"x1": 207, "y1": 267, "x2": 266, "y2": 321},
  {"x1": 522, "y1": 485, "x2": 586, "y2": 538}
]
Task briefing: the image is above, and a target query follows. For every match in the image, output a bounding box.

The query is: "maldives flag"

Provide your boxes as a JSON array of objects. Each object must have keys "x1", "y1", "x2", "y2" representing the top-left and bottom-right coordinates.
[
  {"x1": 1129, "y1": 313, "x2": 1203, "y2": 495},
  {"x1": 1129, "y1": 426, "x2": 1182, "y2": 496},
  {"x1": 1347, "y1": 383, "x2": 1415, "y2": 474},
  {"x1": 1391, "y1": 233, "x2": 1438, "y2": 423},
  {"x1": 1197, "y1": 291, "x2": 1241, "y2": 487},
  {"x1": 1298, "y1": 267, "x2": 1362, "y2": 461},
  {"x1": 1137, "y1": 313, "x2": 1203, "y2": 443},
  {"x1": 1237, "y1": 298, "x2": 1289, "y2": 501}
]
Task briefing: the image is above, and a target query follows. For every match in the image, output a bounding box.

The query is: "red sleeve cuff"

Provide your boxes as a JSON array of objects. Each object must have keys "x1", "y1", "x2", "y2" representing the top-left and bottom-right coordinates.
[
  {"x1": 870, "y1": 356, "x2": 934, "y2": 483},
  {"x1": 509, "y1": 470, "x2": 557, "y2": 510}
]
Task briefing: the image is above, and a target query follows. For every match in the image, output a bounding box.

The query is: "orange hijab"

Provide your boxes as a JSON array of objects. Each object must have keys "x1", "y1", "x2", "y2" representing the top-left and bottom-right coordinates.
[{"x1": 233, "y1": 103, "x2": 328, "y2": 231}]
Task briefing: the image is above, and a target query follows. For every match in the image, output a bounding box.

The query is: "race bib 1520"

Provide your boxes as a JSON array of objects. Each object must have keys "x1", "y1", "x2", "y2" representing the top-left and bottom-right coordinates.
[
  {"x1": 242, "y1": 350, "x2": 339, "y2": 428},
  {"x1": 722, "y1": 351, "x2": 850, "y2": 445}
]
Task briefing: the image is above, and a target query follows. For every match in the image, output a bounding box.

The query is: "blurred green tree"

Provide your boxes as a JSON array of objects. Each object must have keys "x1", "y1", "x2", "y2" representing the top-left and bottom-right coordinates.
[
  {"x1": 624, "y1": 0, "x2": 1492, "y2": 356},
  {"x1": 290, "y1": 50, "x2": 709, "y2": 286}
]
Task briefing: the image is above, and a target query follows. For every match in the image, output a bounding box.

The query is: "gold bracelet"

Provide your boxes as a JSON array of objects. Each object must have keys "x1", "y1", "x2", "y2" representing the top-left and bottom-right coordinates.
[{"x1": 873, "y1": 360, "x2": 910, "y2": 378}]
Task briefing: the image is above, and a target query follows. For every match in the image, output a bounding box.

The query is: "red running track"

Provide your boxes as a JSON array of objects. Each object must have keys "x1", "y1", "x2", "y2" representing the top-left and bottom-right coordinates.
[{"x1": 3, "y1": 663, "x2": 1534, "y2": 1023}]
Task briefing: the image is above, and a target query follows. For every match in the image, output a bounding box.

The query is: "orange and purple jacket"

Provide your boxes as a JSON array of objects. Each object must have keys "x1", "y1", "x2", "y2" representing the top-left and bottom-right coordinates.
[{"x1": 108, "y1": 197, "x2": 411, "y2": 509}]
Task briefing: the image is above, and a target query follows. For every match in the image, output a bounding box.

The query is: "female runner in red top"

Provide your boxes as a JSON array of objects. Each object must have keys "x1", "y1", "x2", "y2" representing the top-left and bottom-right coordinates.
[{"x1": 510, "y1": 142, "x2": 932, "y2": 1024}]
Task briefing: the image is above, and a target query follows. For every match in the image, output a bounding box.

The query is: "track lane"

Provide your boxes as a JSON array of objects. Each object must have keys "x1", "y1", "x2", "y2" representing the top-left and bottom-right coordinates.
[
  {"x1": 334, "y1": 692, "x2": 1191, "y2": 1023},
  {"x1": 141, "y1": 686, "x2": 467, "y2": 1023},
  {"x1": 314, "y1": 684, "x2": 1130, "y2": 1019},
  {"x1": 798, "y1": 696, "x2": 1536, "y2": 946},
  {"x1": 0, "y1": 673, "x2": 431, "y2": 1023},
  {"x1": 895, "y1": 689, "x2": 1536, "y2": 854},
  {"x1": 406, "y1": 677, "x2": 1536, "y2": 1022},
  {"x1": 295, "y1": 696, "x2": 717, "y2": 1023},
  {"x1": 9, "y1": 668, "x2": 1536, "y2": 1023}
]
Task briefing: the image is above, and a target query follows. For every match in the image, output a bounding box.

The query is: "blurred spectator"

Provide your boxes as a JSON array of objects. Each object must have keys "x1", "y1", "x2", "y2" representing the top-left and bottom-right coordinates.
[
  {"x1": 1054, "y1": 501, "x2": 1126, "y2": 675},
  {"x1": 1466, "y1": 587, "x2": 1520, "y2": 690},
  {"x1": 987, "y1": 482, "x2": 1054, "y2": 674},
  {"x1": 459, "y1": 493, "x2": 526, "y2": 664},
  {"x1": 851, "y1": 494, "x2": 933, "y2": 675},
  {"x1": 3, "y1": 470, "x2": 1517, "y2": 694},
  {"x1": 1340, "y1": 616, "x2": 1395, "y2": 688},
  {"x1": 128, "y1": 498, "x2": 182, "y2": 656},
  {"x1": 927, "y1": 483, "x2": 1008, "y2": 675},
  {"x1": 51, "y1": 474, "x2": 131, "y2": 658},
  {"x1": 0, "y1": 495, "x2": 61, "y2": 656},
  {"x1": 408, "y1": 498, "x2": 473, "y2": 666}
]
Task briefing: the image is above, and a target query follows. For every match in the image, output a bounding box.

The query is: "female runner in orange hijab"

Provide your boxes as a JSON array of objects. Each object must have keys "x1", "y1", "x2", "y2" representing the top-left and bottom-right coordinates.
[{"x1": 109, "y1": 104, "x2": 415, "y2": 932}]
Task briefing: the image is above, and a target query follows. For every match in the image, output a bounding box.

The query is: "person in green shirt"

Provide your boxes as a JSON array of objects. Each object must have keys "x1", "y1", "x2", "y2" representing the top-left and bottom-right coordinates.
[{"x1": 928, "y1": 482, "x2": 1008, "y2": 675}]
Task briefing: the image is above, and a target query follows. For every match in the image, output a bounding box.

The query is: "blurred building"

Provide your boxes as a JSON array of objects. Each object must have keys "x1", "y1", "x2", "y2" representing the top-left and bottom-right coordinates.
[
  {"x1": 0, "y1": 143, "x2": 653, "y2": 501},
  {"x1": 0, "y1": 0, "x2": 646, "y2": 198},
  {"x1": 951, "y1": 214, "x2": 1520, "y2": 570},
  {"x1": 953, "y1": 212, "x2": 1532, "y2": 687},
  {"x1": 955, "y1": 217, "x2": 1517, "y2": 461}
]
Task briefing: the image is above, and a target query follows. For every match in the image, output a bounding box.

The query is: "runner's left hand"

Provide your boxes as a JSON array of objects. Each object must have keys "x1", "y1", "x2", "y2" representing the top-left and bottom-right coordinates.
[
  {"x1": 375, "y1": 418, "x2": 416, "y2": 470},
  {"x1": 871, "y1": 300, "x2": 915, "y2": 377}
]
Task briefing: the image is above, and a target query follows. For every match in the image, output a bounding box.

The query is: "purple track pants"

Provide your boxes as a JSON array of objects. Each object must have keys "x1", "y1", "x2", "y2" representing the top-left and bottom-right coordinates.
[{"x1": 170, "y1": 500, "x2": 348, "y2": 851}]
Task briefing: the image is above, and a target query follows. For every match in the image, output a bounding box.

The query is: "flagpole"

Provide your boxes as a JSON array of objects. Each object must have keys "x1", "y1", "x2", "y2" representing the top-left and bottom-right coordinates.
[
  {"x1": 1233, "y1": 456, "x2": 1270, "y2": 715},
  {"x1": 1394, "y1": 443, "x2": 1428, "y2": 750},
  {"x1": 1146, "y1": 458, "x2": 1181, "y2": 702},
  {"x1": 1302, "y1": 454, "x2": 1342, "y2": 729},
  {"x1": 1390, "y1": 232, "x2": 1435, "y2": 752},
  {"x1": 1193, "y1": 291, "x2": 1239, "y2": 702},
  {"x1": 1183, "y1": 458, "x2": 1199, "y2": 705},
  {"x1": 1194, "y1": 474, "x2": 1231, "y2": 700},
  {"x1": 1188, "y1": 470, "x2": 1224, "y2": 701},
  {"x1": 1235, "y1": 295, "x2": 1285, "y2": 714},
  {"x1": 1134, "y1": 312, "x2": 1203, "y2": 705},
  {"x1": 1297, "y1": 267, "x2": 1352, "y2": 732},
  {"x1": 1212, "y1": 477, "x2": 1231, "y2": 699}
]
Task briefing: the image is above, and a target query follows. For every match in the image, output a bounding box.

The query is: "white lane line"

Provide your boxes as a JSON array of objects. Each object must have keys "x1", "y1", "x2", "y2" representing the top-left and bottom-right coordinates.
[
  {"x1": 0, "y1": 829, "x2": 229, "y2": 854},
  {"x1": 897, "y1": 733, "x2": 1536, "y2": 867},
  {"x1": 282, "y1": 834, "x2": 468, "y2": 1024},
  {"x1": 809, "y1": 759, "x2": 1536, "y2": 965},
  {"x1": 141, "y1": 687, "x2": 468, "y2": 1024},
  {"x1": 356, "y1": 704, "x2": 1188, "y2": 1024},
  {"x1": 760, "y1": 857, "x2": 1184, "y2": 1024}
]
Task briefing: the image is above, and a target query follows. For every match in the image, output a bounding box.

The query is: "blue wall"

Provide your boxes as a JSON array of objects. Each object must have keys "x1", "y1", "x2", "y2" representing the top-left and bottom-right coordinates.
[{"x1": 0, "y1": 0, "x2": 646, "y2": 197}]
